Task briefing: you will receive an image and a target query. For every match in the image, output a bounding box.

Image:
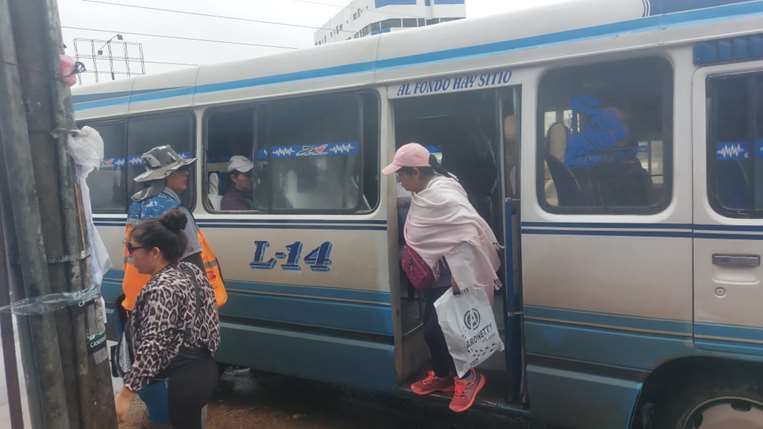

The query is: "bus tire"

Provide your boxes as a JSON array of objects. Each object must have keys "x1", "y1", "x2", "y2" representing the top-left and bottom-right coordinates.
[{"x1": 655, "y1": 375, "x2": 763, "y2": 429}]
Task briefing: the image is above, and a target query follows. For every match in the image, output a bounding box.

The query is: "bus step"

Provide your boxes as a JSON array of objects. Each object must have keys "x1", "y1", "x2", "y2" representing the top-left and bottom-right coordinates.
[{"x1": 398, "y1": 383, "x2": 529, "y2": 417}]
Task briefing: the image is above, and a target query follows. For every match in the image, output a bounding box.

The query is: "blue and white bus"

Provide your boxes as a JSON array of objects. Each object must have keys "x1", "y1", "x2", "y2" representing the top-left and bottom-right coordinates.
[{"x1": 74, "y1": 1, "x2": 763, "y2": 427}]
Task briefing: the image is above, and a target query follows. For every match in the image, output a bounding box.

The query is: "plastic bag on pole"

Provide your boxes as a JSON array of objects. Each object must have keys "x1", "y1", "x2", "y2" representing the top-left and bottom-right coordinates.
[
  {"x1": 66, "y1": 126, "x2": 112, "y2": 288},
  {"x1": 434, "y1": 286, "x2": 504, "y2": 377}
]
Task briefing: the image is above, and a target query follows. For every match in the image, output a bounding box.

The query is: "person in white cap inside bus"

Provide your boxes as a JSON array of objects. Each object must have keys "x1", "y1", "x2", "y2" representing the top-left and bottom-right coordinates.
[{"x1": 221, "y1": 155, "x2": 255, "y2": 211}]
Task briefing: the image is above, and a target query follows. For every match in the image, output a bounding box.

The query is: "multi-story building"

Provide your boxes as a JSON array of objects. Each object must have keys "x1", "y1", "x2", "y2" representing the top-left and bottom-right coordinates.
[{"x1": 314, "y1": 0, "x2": 465, "y2": 46}]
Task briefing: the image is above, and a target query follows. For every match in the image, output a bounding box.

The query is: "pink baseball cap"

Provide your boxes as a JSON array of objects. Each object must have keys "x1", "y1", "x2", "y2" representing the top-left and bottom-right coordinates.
[{"x1": 382, "y1": 143, "x2": 431, "y2": 175}]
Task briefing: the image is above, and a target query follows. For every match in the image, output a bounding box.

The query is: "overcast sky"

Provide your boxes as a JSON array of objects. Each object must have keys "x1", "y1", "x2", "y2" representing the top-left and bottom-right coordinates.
[{"x1": 56, "y1": 0, "x2": 562, "y2": 85}]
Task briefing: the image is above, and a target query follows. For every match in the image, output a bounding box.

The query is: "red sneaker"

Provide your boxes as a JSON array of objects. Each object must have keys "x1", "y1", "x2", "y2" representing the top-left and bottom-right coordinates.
[
  {"x1": 410, "y1": 371, "x2": 454, "y2": 396},
  {"x1": 448, "y1": 370, "x2": 486, "y2": 413}
]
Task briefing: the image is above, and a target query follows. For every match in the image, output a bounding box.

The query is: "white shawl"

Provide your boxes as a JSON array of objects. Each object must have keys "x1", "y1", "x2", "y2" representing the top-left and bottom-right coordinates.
[{"x1": 404, "y1": 176, "x2": 501, "y2": 290}]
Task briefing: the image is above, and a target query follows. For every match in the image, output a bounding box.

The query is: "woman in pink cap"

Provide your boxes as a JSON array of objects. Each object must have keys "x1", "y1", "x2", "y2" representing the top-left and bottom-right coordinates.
[{"x1": 384, "y1": 143, "x2": 501, "y2": 413}]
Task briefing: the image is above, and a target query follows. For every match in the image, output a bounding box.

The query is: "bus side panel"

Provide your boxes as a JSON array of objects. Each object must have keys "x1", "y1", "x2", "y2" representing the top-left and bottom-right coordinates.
[
  {"x1": 525, "y1": 364, "x2": 642, "y2": 429},
  {"x1": 217, "y1": 322, "x2": 397, "y2": 392}
]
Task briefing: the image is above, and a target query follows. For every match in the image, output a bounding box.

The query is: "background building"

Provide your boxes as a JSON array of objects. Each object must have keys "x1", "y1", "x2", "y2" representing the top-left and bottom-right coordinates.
[{"x1": 314, "y1": 0, "x2": 465, "y2": 46}]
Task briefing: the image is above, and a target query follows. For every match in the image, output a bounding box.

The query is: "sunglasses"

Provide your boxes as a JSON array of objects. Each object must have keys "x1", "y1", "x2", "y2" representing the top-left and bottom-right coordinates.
[{"x1": 127, "y1": 242, "x2": 146, "y2": 255}]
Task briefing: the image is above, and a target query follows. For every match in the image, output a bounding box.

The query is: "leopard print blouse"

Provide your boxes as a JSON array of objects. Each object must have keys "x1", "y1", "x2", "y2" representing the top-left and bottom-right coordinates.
[{"x1": 123, "y1": 262, "x2": 221, "y2": 391}]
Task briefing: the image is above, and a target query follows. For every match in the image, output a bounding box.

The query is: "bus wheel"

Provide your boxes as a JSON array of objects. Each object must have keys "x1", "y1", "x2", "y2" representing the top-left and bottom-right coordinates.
[{"x1": 656, "y1": 380, "x2": 763, "y2": 429}]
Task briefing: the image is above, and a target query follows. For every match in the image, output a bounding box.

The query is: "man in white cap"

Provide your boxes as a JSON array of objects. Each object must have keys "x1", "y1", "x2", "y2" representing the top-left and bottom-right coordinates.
[{"x1": 221, "y1": 155, "x2": 255, "y2": 211}]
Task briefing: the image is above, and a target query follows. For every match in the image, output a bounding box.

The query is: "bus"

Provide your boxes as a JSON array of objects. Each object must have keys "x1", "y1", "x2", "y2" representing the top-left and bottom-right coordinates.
[{"x1": 73, "y1": 0, "x2": 763, "y2": 427}]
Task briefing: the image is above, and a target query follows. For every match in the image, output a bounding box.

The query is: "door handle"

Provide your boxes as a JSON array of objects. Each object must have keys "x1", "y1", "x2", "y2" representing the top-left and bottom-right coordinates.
[{"x1": 712, "y1": 254, "x2": 760, "y2": 268}]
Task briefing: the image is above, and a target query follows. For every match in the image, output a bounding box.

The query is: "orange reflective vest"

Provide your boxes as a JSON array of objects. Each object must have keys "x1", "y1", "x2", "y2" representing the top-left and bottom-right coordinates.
[{"x1": 121, "y1": 225, "x2": 228, "y2": 311}]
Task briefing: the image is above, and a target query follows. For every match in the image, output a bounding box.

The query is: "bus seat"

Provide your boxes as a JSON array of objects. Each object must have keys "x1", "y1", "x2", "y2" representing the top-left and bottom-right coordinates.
[
  {"x1": 546, "y1": 156, "x2": 585, "y2": 206},
  {"x1": 547, "y1": 122, "x2": 569, "y2": 161},
  {"x1": 545, "y1": 122, "x2": 586, "y2": 206}
]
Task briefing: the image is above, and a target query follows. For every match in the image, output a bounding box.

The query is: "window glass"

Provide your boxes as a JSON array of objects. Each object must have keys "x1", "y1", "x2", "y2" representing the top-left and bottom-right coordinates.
[
  {"x1": 538, "y1": 57, "x2": 673, "y2": 212},
  {"x1": 127, "y1": 112, "x2": 195, "y2": 208},
  {"x1": 205, "y1": 107, "x2": 257, "y2": 211},
  {"x1": 707, "y1": 72, "x2": 763, "y2": 217},
  {"x1": 403, "y1": 18, "x2": 418, "y2": 28},
  {"x1": 205, "y1": 92, "x2": 379, "y2": 213},
  {"x1": 85, "y1": 121, "x2": 127, "y2": 212}
]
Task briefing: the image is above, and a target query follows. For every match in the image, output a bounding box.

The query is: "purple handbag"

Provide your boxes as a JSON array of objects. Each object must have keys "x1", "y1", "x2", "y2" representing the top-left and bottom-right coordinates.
[{"x1": 401, "y1": 245, "x2": 435, "y2": 290}]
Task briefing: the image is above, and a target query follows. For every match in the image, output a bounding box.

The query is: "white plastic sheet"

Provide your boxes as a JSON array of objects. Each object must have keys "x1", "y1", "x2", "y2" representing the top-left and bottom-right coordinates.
[
  {"x1": 66, "y1": 126, "x2": 112, "y2": 288},
  {"x1": 434, "y1": 286, "x2": 504, "y2": 377}
]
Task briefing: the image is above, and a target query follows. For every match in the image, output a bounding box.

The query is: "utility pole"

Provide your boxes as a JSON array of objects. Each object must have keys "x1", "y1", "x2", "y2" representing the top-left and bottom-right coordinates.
[{"x1": 0, "y1": 0, "x2": 118, "y2": 428}]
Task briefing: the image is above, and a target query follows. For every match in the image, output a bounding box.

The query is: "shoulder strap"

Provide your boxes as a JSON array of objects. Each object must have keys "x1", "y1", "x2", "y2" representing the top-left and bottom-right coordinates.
[{"x1": 180, "y1": 264, "x2": 204, "y2": 345}]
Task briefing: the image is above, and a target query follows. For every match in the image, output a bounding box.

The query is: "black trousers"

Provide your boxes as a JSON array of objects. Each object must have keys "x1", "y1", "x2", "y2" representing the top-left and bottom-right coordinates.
[
  {"x1": 167, "y1": 354, "x2": 218, "y2": 429},
  {"x1": 422, "y1": 287, "x2": 455, "y2": 378}
]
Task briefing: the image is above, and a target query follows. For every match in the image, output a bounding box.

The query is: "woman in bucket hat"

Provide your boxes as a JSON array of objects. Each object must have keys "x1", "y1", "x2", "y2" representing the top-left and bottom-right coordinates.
[
  {"x1": 385, "y1": 143, "x2": 501, "y2": 413},
  {"x1": 122, "y1": 145, "x2": 204, "y2": 310}
]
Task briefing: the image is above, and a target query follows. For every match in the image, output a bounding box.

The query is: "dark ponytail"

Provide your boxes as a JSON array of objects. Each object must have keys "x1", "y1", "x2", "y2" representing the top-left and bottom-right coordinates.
[
  {"x1": 131, "y1": 208, "x2": 188, "y2": 263},
  {"x1": 428, "y1": 154, "x2": 453, "y2": 178}
]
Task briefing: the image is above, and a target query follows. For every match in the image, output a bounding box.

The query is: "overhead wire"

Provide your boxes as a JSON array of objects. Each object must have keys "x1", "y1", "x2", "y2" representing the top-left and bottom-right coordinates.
[
  {"x1": 80, "y1": 0, "x2": 356, "y2": 34},
  {"x1": 62, "y1": 25, "x2": 300, "y2": 50}
]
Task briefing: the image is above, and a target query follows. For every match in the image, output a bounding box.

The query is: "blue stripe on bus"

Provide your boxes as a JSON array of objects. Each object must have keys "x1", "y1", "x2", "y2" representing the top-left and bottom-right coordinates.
[
  {"x1": 94, "y1": 218, "x2": 387, "y2": 224},
  {"x1": 94, "y1": 219, "x2": 388, "y2": 230},
  {"x1": 521, "y1": 222, "x2": 693, "y2": 229},
  {"x1": 695, "y1": 223, "x2": 763, "y2": 232},
  {"x1": 217, "y1": 321, "x2": 397, "y2": 392},
  {"x1": 103, "y1": 270, "x2": 391, "y2": 305},
  {"x1": 522, "y1": 223, "x2": 763, "y2": 239},
  {"x1": 524, "y1": 319, "x2": 694, "y2": 371},
  {"x1": 526, "y1": 308, "x2": 763, "y2": 366},
  {"x1": 199, "y1": 219, "x2": 388, "y2": 224},
  {"x1": 525, "y1": 305, "x2": 692, "y2": 335},
  {"x1": 73, "y1": 1, "x2": 763, "y2": 111},
  {"x1": 521, "y1": 229, "x2": 693, "y2": 238},
  {"x1": 223, "y1": 287, "x2": 393, "y2": 337},
  {"x1": 102, "y1": 271, "x2": 393, "y2": 337},
  {"x1": 694, "y1": 232, "x2": 763, "y2": 240},
  {"x1": 695, "y1": 338, "x2": 763, "y2": 356},
  {"x1": 696, "y1": 322, "x2": 763, "y2": 343}
]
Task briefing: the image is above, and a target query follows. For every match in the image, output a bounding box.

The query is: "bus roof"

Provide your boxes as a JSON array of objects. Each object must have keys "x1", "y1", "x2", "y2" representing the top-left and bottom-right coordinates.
[{"x1": 72, "y1": 0, "x2": 763, "y2": 117}]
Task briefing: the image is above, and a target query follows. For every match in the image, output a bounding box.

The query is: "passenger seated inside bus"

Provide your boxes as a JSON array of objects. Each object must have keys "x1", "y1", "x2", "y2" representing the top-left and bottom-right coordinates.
[
  {"x1": 543, "y1": 96, "x2": 652, "y2": 208},
  {"x1": 221, "y1": 155, "x2": 255, "y2": 211}
]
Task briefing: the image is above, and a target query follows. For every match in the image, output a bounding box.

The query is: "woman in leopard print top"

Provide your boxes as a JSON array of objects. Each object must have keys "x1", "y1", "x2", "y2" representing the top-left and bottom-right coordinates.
[{"x1": 115, "y1": 209, "x2": 220, "y2": 429}]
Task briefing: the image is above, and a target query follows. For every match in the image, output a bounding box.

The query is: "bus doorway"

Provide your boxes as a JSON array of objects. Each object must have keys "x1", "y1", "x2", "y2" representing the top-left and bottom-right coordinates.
[{"x1": 391, "y1": 86, "x2": 524, "y2": 408}]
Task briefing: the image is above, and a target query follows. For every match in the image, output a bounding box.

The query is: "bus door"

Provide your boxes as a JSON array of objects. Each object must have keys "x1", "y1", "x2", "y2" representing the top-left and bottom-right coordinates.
[
  {"x1": 692, "y1": 65, "x2": 763, "y2": 354},
  {"x1": 388, "y1": 70, "x2": 515, "y2": 398}
]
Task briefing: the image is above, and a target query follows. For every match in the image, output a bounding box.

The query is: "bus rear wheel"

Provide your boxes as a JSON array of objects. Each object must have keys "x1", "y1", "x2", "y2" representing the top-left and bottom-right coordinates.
[{"x1": 656, "y1": 379, "x2": 763, "y2": 429}]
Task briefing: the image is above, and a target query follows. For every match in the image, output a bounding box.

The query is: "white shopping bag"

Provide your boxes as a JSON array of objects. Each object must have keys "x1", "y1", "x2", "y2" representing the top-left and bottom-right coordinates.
[{"x1": 434, "y1": 287, "x2": 504, "y2": 377}]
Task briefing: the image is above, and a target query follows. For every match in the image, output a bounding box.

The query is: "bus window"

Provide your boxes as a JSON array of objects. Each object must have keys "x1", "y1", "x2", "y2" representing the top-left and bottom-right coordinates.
[
  {"x1": 127, "y1": 112, "x2": 195, "y2": 209},
  {"x1": 204, "y1": 107, "x2": 257, "y2": 211},
  {"x1": 252, "y1": 92, "x2": 379, "y2": 213},
  {"x1": 707, "y1": 72, "x2": 763, "y2": 217},
  {"x1": 84, "y1": 120, "x2": 127, "y2": 212},
  {"x1": 538, "y1": 57, "x2": 673, "y2": 212}
]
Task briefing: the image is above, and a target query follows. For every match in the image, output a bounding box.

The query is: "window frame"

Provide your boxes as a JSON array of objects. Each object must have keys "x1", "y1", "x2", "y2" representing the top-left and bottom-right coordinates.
[
  {"x1": 126, "y1": 110, "x2": 197, "y2": 212},
  {"x1": 535, "y1": 55, "x2": 675, "y2": 215},
  {"x1": 201, "y1": 89, "x2": 381, "y2": 215},
  {"x1": 81, "y1": 109, "x2": 197, "y2": 214},
  {"x1": 705, "y1": 70, "x2": 763, "y2": 219},
  {"x1": 79, "y1": 118, "x2": 129, "y2": 214}
]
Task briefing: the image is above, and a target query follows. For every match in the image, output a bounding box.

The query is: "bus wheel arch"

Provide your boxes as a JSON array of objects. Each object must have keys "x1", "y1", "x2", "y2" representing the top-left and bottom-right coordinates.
[{"x1": 634, "y1": 357, "x2": 763, "y2": 429}]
